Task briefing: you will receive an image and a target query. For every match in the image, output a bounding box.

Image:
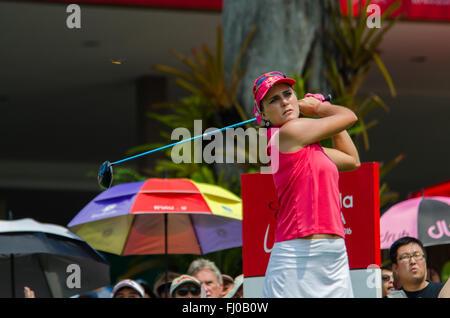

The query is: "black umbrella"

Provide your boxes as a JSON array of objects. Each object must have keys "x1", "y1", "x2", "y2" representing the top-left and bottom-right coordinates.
[
  {"x1": 417, "y1": 198, "x2": 450, "y2": 246},
  {"x1": 0, "y1": 218, "x2": 110, "y2": 298}
]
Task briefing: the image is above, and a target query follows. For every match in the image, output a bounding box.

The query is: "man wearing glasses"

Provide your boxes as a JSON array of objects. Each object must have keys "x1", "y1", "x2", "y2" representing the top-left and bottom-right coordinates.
[{"x1": 389, "y1": 237, "x2": 444, "y2": 298}]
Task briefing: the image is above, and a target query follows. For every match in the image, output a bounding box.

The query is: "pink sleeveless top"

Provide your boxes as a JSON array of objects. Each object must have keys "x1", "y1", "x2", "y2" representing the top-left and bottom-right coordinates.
[{"x1": 267, "y1": 128, "x2": 345, "y2": 243}]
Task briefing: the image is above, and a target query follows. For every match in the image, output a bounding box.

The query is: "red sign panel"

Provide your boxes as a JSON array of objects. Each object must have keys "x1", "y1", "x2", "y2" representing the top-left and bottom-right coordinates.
[
  {"x1": 241, "y1": 162, "x2": 380, "y2": 277},
  {"x1": 36, "y1": 0, "x2": 222, "y2": 11},
  {"x1": 339, "y1": 162, "x2": 381, "y2": 269},
  {"x1": 241, "y1": 173, "x2": 279, "y2": 277},
  {"x1": 339, "y1": 0, "x2": 450, "y2": 22},
  {"x1": 40, "y1": 0, "x2": 450, "y2": 20}
]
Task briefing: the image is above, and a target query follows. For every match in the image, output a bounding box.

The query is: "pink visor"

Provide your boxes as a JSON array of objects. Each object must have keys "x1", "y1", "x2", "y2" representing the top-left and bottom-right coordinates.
[{"x1": 252, "y1": 72, "x2": 296, "y2": 123}]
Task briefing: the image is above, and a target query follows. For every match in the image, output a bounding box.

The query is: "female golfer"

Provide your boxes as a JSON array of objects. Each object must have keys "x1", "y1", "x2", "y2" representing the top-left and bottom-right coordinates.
[{"x1": 253, "y1": 71, "x2": 360, "y2": 298}]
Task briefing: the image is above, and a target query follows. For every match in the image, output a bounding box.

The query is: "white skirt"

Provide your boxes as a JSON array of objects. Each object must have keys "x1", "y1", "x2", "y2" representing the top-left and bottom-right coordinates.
[{"x1": 262, "y1": 238, "x2": 354, "y2": 298}]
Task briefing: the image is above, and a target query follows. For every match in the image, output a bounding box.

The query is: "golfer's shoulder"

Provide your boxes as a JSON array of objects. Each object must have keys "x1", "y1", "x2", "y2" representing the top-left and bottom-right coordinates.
[{"x1": 279, "y1": 118, "x2": 312, "y2": 140}]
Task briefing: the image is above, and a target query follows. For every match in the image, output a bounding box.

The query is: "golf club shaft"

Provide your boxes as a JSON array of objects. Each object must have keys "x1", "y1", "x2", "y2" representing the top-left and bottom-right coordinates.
[
  {"x1": 112, "y1": 118, "x2": 257, "y2": 165},
  {"x1": 111, "y1": 94, "x2": 332, "y2": 166}
]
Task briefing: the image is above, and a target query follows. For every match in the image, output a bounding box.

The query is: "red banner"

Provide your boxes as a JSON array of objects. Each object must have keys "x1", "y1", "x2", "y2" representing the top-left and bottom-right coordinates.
[
  {"x1": 30, "y1": 0, "x2": 450, "y2": 20},
  {"x1": 241, "y1": 162, "x2": 380, "y2": 278},
  {"x1": 241, "y1": 173, "x2": 278, "y2": 277},
  {"x1": 339, "y1": 0, "x2": 450, "y2": 22},
  {"x1": 29, "y1": 0, "x2": 223, "y2": 11}
]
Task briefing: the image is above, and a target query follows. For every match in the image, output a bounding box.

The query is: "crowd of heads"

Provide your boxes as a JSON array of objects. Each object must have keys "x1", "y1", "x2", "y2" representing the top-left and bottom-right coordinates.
[
  {"x1": 24, "y1": 235, "x2": 447, "y2": 298},
  {"x1": 109, "y1": 235, "x2": 447, "y2": 299},
  {"x1": 111, "y1": 258, "x2": 243, "y2": 299},
  {"x1": 109, "y1": 235, "x2": 448, "y2": 299}
]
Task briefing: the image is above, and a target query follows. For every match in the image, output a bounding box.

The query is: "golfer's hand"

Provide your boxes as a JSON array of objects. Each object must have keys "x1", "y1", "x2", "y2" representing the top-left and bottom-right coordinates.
[
  {"x1": 24, "y1": 286, "x2": 36, "y2": 298},
  {"x1": 298, "y1": 97, "x2": 322, "y2": 117}
]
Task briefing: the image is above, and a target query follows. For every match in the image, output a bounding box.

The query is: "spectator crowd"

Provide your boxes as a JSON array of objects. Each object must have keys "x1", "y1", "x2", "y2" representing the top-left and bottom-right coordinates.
[
  {"x1": 109, "y1": 258, "x2": 244, "y2": 299},
  {"x1": 23, "y1": 236, "x2": 448, "y2": 298}
]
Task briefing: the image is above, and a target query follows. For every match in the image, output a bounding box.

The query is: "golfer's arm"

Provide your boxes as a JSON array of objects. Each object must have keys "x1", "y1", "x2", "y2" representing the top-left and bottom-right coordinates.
[{"x1": 323, "y1": 130, "x2": 360, "y2": 172}]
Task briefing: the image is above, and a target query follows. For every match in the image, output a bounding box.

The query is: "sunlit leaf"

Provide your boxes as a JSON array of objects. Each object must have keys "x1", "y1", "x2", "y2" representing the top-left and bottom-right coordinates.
[
  {"x1": 380, "y1": 154, "x2": 406, "y2": 179},
  {"x1": 372, "y1": 52, "x2": 397, "y2": 97}
]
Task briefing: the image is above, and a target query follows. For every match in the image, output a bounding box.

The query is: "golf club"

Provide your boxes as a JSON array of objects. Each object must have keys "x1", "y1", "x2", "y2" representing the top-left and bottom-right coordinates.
[{"x1": 98, "y1": 94, "x2": 332, "y2": 189}]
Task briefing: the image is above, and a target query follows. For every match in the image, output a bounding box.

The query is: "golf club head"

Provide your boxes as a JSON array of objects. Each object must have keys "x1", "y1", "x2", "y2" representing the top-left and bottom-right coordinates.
[{"x1": 98, "y1": 161, "x2": 113, "y2": 189}]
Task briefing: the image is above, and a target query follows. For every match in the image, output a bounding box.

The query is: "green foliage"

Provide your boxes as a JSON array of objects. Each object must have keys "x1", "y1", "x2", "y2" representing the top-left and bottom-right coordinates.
[
  {"x1": 325, "y1": 0, "x2": 402, "y2": 151},
  {"x1": 324, "y1": 0, "x2": 405, "y2": 207},
  {"x1": 379, "y1": 154, "x2": 407, "y2": 206},
  {"x1": 126, "y1": 25, "x2": 260, "y2": 196},
  {"x1": 153, "y1": 25, "x2": 256, "y2": 122},
  {"x1": 290, "y1": 69, "x2": 310, "y2": 99},
  {"x1": 111, "y1": 167, "x2": 148, "y2": 184}
]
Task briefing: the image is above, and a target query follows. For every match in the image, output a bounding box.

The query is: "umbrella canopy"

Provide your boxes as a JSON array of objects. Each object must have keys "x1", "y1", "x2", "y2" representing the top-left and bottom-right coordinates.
[
  {"x1": 67, "y1": 178, "x2": 243, "y2": 255},
  {"x1": 0, "y1": 218, "x2": 110, "y2": 298},
  {"x1": 380, "y1": 196, "x2": 450, "y2": 249}
]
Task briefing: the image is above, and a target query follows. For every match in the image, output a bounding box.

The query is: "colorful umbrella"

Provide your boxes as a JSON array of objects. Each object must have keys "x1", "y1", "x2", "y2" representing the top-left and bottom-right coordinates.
[
  {"x1": 380, "y1": 196, "x2": 450, "y2": 249},
  {"x1": 67, "y1": 178, "x2": 242, "y2": 255},
  {"x1": 0, "y1": 218, "x2": 110, "y2": 298}
]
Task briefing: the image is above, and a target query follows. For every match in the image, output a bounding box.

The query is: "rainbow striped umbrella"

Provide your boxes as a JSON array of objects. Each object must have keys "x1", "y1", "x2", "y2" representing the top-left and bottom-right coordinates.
[{"x1": 67, "y1": 178, "x2": 242, "y2": 255}]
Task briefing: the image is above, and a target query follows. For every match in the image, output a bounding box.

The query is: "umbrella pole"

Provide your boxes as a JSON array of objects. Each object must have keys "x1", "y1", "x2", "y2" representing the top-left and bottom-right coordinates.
[
  {"x1": 164, "y1": 213, "x2": 168, "y2": 298},
  {"x1": 10, "y1": 254, "x2": 15, "y2": 298},
  {"x1": 8, "y1": 211, "x2": 15, "y2": 298},
  {"x1": 163, "y1": 166, "x2": 169, "y2": 298}
]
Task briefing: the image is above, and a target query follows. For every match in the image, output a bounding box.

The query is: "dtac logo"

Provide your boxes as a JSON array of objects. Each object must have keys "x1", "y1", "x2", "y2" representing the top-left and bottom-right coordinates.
[{"x1": 427, "y1": 219, "x2": 450, "y2": 239}]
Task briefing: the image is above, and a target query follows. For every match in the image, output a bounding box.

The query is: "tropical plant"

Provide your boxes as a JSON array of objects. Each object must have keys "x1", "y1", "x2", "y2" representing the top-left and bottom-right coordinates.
[
  {"x1": 379, "y1": 154, "x2": 406, "y2": 207},
  {"x1": 123, "y1": 25, "x2": 259, "y2": 195},
  {"x1": 153, "y1": 25, "x2": 256, "y2": 123},
  {"x1": 324, "y1": 0, "x2": 402, "y2": 150},
  {"x1": 324, "y1": 0, "x2": 405, "y2": 207}
]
